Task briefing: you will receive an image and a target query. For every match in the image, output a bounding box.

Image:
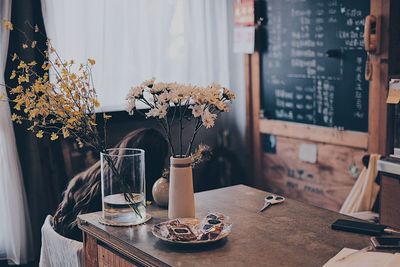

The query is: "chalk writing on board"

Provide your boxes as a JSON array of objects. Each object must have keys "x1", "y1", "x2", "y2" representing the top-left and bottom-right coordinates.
[{"x1": 261, "y1": 0, "x2": 369, "y2": 132}]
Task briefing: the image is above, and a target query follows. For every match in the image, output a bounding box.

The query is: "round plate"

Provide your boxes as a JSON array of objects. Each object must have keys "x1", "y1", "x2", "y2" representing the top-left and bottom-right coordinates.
[
  {"x1": 151, "y1": 217, "x2": 232, "y2": 244},
  {"x1": 98, "y1": 214, "x2": 152, "y2": 227}
]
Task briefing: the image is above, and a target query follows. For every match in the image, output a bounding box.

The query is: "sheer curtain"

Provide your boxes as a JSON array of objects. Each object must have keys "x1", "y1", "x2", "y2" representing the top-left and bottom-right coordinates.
[
  {"x1": 0, "y1": 0, "x2": 34, "y2": 264},
  {"x1": 183, "y1": 0, "x2": 246, "y2": 142},
  {"x1": 40, "y1": 0, "x2": 245, "y2": 115}
]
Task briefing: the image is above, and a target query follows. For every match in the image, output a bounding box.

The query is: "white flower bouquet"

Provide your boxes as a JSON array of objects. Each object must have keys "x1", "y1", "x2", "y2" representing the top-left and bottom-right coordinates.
[{"x1": 126, "y1": 78, "x2": 235, "y2": 158}]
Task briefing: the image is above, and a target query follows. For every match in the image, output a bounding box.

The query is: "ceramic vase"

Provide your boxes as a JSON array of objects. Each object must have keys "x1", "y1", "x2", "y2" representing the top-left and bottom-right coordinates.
[
  {"x1": 152, "y1": 177, "x2": 169, "y2": 208},
  {"x1": 168, "y1": 156, "x2": 195, "y2": 219}
]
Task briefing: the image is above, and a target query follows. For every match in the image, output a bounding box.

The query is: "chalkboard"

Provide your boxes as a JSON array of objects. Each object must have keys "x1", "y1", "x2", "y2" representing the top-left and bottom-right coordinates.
[{"x1": 261, "y1": 0, "x2": 370, "y2": 132}]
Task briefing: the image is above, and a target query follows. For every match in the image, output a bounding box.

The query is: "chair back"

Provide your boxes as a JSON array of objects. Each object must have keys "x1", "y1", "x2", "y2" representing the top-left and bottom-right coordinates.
[{"x1": 39, "y1": 215, "x2": 83, "y2": 267}]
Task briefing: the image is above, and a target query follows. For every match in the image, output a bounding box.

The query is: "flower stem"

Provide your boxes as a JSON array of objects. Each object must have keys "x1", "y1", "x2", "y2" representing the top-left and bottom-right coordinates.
[{"x1": 186, "y1": 118, "x2": 203, "y2": 156}]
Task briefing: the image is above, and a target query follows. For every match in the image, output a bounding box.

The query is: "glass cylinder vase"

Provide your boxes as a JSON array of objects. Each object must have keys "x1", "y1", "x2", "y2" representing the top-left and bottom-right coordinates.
[{"x1": 100, "y1": 148, "x2": 147, "y2": 226}]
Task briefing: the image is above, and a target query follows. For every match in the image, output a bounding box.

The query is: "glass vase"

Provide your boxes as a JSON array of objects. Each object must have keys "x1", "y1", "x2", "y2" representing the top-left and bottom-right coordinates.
[{"x1": 100, "y1": 148, "x2": 147, "y2": 226}]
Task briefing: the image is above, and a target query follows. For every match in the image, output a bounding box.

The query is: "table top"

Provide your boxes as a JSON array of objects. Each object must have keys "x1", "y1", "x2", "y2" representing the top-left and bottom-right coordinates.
[{"x1": 78, "y1": 185, "x2": 370, "y2": 267}]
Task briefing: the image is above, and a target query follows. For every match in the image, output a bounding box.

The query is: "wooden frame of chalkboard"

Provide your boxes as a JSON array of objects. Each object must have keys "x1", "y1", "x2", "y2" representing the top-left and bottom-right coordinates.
[
  {"x1": 259, "y1": 120, "x2": 368, "y2": 149},
  {"x1": 244, "y1": 0, "x2": 397, "y2": 204}
]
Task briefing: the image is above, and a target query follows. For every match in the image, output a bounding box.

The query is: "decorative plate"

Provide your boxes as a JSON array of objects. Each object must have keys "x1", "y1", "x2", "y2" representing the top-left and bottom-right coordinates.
[{"x1": 151, "y1": 212, "x2": 232, "y2": 244}]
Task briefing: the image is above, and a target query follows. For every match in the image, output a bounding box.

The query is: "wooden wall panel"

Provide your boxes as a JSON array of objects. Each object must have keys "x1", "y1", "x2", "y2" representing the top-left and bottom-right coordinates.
[
  {"x1": 261, "y1": 136, "x2": 366, "y2": 211},
  {"x1": 247, "y1": 0, "x2": 396, "y2": 211}
]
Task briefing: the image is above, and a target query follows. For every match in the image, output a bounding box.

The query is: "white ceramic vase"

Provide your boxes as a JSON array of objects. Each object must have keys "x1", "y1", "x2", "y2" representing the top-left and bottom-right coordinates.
[
  {"x1": 168, "y1": 156, "x2": 195, "y2": 219},
  {"x1": 152, "y1": 177, "x2": 169, "y2": 208}
]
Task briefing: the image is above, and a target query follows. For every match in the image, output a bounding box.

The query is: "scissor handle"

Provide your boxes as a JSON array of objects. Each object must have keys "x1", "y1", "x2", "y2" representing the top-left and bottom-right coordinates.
[{"x1": 265, "y1": 194, "x2": 285, "y2": 204}]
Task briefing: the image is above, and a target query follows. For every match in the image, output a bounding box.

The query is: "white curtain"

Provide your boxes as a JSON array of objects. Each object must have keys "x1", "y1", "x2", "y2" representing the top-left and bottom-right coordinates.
[
  {"x1": 41, "y1": 0, "x2": 245, "y2": 115},
  {"x1": 0, "y1": 0, "x2": 34, "y2": 264}
]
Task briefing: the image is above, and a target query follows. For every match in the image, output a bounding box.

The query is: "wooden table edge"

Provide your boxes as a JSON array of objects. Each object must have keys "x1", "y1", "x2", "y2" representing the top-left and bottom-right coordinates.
[{"x1": 78, "y1": 217, "x2": 171, "y2": 267}]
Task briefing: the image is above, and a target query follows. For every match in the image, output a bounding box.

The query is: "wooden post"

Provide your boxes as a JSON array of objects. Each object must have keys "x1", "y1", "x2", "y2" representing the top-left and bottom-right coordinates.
[
  {"x1": 245, "y1": 52, "x2": 262, "y2": 187},
  {"x1": 251, "y1": 53, "x2": 262, "y2": 186},
  {"x1": 245, "y1": 54, "x2": 252, "y2": 181},
  {"x1": 368, "y1": 0, "x2": 391, "y2": 155}
]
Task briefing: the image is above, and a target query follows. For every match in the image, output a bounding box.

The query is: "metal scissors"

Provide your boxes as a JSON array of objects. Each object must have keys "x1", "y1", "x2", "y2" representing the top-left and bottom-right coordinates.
[{"x1": 258, "y1": 194, "x2": 285, "y2": 213}]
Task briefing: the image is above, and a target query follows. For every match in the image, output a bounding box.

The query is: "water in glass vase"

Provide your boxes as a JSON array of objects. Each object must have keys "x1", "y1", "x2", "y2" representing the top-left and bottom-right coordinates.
[{"x1": 103, "y1": 193, "x2": 146, "y2": 224}]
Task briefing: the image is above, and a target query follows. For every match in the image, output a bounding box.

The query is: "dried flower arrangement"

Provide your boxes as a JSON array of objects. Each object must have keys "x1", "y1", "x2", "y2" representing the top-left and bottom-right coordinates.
[
  {"x1": 1, "y1": 19, "x2": 142, "y2": 217},
  {"x1": 2, "y1": 19, "x2": 103, "y2": 149},
  {"x1": 126, "y1": 78, "x2": 236, "y2": 158}
]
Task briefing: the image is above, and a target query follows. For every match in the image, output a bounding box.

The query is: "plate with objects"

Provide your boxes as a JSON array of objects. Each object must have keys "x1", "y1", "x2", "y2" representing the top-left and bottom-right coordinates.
[{"x1": 151, "y1": 212, "x2": 232, "y2": 244}]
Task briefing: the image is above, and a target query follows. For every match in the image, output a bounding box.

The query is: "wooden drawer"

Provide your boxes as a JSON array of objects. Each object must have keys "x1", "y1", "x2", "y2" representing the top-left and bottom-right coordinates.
[{"x1": 98, "y1": 244, "x2": 138, "y2": 267}]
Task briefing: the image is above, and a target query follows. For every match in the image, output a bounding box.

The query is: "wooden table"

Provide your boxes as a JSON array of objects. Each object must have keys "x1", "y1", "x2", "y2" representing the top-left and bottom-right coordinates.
[{"x1": 78, "y1": 185, "x2": 370, "y2": 267}]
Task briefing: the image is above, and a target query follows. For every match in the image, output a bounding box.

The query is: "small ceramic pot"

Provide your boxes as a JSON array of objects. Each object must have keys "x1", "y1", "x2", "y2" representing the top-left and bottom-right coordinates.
[{"x1": 152, "y1": 177, "x2": 169, "y2": 208}]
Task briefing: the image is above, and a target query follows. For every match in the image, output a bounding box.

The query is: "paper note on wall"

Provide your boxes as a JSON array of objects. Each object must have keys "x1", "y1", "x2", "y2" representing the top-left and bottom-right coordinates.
[
  {"x1": 386, "y1": 79, "x2": 400, "y2": 104},
  {"x1": 299, "y1": 143, "x2": 317, "y2": 164},
  {"x1": 233, "y1": 26, "x2": 255, "y2": 54}
]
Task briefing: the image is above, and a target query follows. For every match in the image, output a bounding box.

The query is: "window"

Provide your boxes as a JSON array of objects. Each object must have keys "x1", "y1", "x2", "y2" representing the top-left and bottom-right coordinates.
[{"x1": 41, "y1": 0, "x2": 243, "y2": 112}]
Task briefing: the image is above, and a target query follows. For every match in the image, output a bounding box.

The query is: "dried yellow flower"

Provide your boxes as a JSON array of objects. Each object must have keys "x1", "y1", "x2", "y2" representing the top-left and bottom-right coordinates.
[
  {"x1": 88, "y1": 58, "x2": 96, "y2": 65},
  {"x1": 50, "y1": 132, "x2": 58, "y2": 141},
  {"x1": 17, "y1": 75, "x2": 29, "y2": 84},
  {"x1": 10, "y1": 71, "x2": 16, "y2": 79},
  {"x1": 10, "y1": 114, "x2": 22, "y2": 124},
  {"x1": 67, "y1": 117, "x2": 77, "y2": 124},
  {"x1": 17, "y1": 61, "x2": 27, "y2": 69},
  {"x1": 10, "y1": 85, "x2": 23, "y2": 94},
  {"x1": 41, "y1": 62, "x2": 51, "y2": 71},
  {"x1": 93, "y1": 99, "x2": 100, "y2": 108},
  {"x1": 62, "y1": 128, "x2": 70, "y2": 138},
  {"x1": 2, "y1": 19, "x2": 13, "y2": 30},
  {"x1": 36, "y1": 130, "x2": 44, "y2": 138}
]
